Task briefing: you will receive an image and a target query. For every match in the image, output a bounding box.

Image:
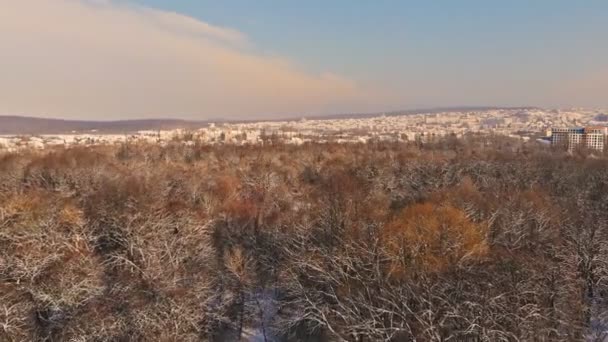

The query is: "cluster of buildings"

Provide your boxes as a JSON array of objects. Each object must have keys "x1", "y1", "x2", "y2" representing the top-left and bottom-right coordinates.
[
  {"x1": 1, "y1": 108, "x2": 606, "y2": 152},
  {"x1": 193, "y1": 108, "x2": 603, "y2": 146},
  {"x1": 550, "y1": 126, "x2": 607, "y2": 152}
]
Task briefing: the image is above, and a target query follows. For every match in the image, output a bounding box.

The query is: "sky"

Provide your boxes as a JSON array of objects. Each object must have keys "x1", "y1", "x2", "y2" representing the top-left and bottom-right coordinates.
[{"x1": 1, "y1": 0, "x2": 607, "y2": 120}]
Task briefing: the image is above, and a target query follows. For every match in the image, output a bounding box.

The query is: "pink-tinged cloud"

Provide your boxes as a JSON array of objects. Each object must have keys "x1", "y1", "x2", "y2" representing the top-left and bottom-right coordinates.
[{"x1": 0, "y1": 0, "x2": 367, "y2": 120}]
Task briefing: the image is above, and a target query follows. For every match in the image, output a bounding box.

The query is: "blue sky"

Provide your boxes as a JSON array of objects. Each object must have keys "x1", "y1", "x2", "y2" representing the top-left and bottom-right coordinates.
[
  {"x1": 131, "y1": 0, "x2": 608, "y2": 101},
  {"x1": 1, "y1": 1, "x2": 607, "y2": 119}
]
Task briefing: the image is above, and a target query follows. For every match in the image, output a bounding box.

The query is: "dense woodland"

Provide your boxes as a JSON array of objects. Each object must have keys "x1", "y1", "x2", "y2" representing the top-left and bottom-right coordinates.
[{"x1": 1, "y1": 135, "x2": 607, "y2": 341}]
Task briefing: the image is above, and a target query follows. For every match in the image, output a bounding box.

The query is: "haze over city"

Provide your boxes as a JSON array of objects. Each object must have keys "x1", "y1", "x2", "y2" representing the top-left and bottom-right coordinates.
[{"x1": 1, "y1": 0, "x2": 607, "y2": 120}]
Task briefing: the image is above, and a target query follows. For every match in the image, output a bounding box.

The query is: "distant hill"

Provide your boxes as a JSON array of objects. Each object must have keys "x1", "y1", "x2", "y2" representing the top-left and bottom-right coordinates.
[{"x1": 0, "y1": 116, "x2": 206, "y2": 135}]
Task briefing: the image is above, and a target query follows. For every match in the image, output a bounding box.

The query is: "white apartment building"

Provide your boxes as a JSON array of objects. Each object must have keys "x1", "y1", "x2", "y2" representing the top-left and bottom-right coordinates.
[
  {"x1": 551, "y1": 126, "x2": 606, "y2": 151},
  {"x1": 583, "y1": 126, "x2": 607, "y2": 151}
]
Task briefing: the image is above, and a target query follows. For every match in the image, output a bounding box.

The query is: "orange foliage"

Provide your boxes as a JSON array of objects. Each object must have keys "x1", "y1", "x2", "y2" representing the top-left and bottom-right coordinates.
[
  {"x1": 430, "y1": 176, "x2": 484, "y2": 209},
  {"x1": 2, "y1": 192, "x2": 46, "y2": 218},
  {"x1": 383, "y1": 202, "x2": 488, "y2": 279},
  {"x1": 214, "y1": 174, "x2": 241, "y2": 201},
  {"x1": 58, "y1": 202, "x2": 85, "y2": 227}
]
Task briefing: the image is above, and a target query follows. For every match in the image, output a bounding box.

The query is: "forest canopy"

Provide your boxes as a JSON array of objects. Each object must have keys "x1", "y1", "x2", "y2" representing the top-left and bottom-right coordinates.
[{"x1": 0, "y1": 136, "x2": 607, "y2": 341}]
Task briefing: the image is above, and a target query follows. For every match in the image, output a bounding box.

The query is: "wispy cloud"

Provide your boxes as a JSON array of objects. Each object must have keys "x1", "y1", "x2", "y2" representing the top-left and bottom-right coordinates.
[
  {"x1": 0, "y1": 0, "x2": 366, "y2": 119},
  {"x1": 133, "y1": 5, "x2": 248, "y2": 46}
]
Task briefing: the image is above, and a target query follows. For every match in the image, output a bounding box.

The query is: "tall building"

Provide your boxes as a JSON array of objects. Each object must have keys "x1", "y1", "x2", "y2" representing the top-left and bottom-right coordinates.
[
  {"x1": 551, "y1": 126, "x2": 606, "y2": 151},
  {"x1": 583, "y1": 126, "x2": 607, "y2": 151},
  {"x1": 550, "y1": 127, "x2": 583, "y2": 150}
]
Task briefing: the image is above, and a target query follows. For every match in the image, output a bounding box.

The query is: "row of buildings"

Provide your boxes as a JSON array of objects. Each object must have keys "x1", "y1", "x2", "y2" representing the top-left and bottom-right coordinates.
[
  {"x1": 1, "y1": 108, "x2": 605, "y2": 151},
  {"x1": 550, "y1": 126, "x2": 607, "y2": 151}
]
